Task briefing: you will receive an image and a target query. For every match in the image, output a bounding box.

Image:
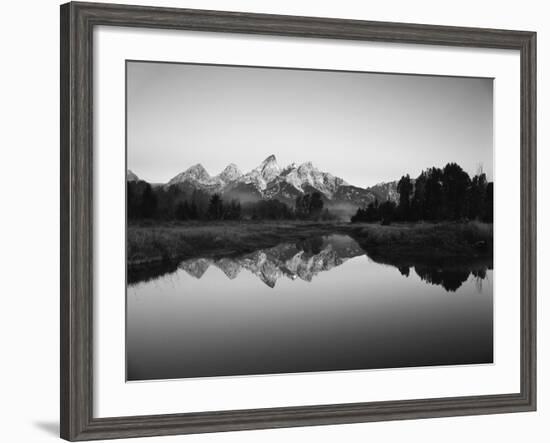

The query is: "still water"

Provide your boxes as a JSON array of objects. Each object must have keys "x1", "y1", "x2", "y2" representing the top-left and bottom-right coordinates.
[{"x1": 127, "y1": 234, "x2": 493, "y2": 381}]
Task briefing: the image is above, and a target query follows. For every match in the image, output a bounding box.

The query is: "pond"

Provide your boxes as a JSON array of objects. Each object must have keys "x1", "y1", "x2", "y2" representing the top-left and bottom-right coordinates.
[{"x1": 127, "y1": 234, "x2": 493, "y2": 381}]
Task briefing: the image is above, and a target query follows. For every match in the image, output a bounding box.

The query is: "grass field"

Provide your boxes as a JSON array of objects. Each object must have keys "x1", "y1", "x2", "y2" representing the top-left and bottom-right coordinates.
[{"x1": 127, "y1": 220, "x2": 493, "y2": 269}]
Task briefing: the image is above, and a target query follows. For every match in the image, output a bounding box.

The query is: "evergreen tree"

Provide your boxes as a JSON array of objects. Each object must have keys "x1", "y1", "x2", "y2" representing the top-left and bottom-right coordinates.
[
  {"x1": 397, "y1": 174, "x2": 413, "y2": 220},
  {"x1": 351, "y1": 198, "x2": 380, "y2": 223},
  {"x1": 411, "y1": 171, "x2": 427, "y2": 220},
  {"x1": 424, "y1": 167, "x2": 444, "y2": 220},
  {"x1": 379, "y1": 200, "x2": 397, "y2": 225},
  {"x1": 225, "y1": 199, "x2": 241, "y2": 220},
  {"x1": 468, "y1": 173, "x2": 488, "y2": 220},
  {"x1": 141, "y1": 183, "x2": 158, "y2": 218},
  {"x1": 207, "y1": 194, "x2": 224, "y2": 220},
  {"x1": 188, "y1": 200, "x2": 198, "y2": 220},
  {"x1": 251, "y1": 199, "x2": 293, "y2": 219},
  {"x1": 295, "y1": 194, "x2": 311, "y2": 218},
  {"x1": 295, "y1": 192, "x2": 324, "y2": 219},
  {"x1": 442, "y1": 163, "x2": 471, "y2": 219},
  {"x1": 175, "y1": 201, "x2": 190, "y2": 221},
  {"x1": 191, "y1": 189, "x2": 210, "y2": 219},
  {"x1": 309, "y1": 192, "x2": 324, "y2": 218},
  {"x1": 127, "y1": 182, "x2": 140, "y2": 219}
]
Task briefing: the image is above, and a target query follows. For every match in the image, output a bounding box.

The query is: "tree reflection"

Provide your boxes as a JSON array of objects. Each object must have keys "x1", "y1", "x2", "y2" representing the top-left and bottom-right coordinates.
[
  {"x1": 414, "y1": 266, "x2": 471, "y2": 292},
  {"x1": 129, "y1": 234, "x2": 492, "y2": 293}
]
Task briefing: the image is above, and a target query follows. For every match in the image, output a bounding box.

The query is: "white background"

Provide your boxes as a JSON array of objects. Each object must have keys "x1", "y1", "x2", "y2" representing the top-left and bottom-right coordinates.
[{"x1": 0, "y1": 0, "x2": 547, "y2": 442}]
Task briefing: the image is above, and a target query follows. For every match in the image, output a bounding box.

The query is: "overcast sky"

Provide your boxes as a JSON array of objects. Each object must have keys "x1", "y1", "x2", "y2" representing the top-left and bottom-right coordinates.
[{"x1": 127, "y1": 61, "x2": 493, "y2": 187}]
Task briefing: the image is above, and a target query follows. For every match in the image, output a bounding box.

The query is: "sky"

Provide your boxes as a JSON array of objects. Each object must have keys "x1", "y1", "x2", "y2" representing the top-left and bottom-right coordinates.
[{"x1": 127, "y1": 61, "x2": 493, "y2": 187}]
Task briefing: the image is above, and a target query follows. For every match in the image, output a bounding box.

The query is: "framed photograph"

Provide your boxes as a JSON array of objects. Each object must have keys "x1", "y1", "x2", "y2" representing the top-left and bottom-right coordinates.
[{"x1": 60, "y1": 2, "x2": 536, "y2": 441}]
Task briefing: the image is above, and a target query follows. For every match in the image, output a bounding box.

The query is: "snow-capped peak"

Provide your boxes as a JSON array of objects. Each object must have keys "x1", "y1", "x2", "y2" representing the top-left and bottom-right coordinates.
[
  {"x1": 282, "y1": 162, "x2": 297, "y2": 172},
  {"x1": 297, "y1": 161, "x2": 316, "y2": 174},
  {"x1": 217, "y1": 163, "x2": 242, "y2": 183},
  {"x1": 186, "y1": 163, "x2": 210, "y2": 180},
  {"x1": 167, "y1": 163, "x2": 215, "y2": 186},
  {"x1": 164, "y1": 156, "x2": 375, "y2": 204},
  {"x1": 258, "y1": 154, "x2": 280, "y2": 180},
  {"x1": 261, "y1": 154, "x2": 277, "y2": 164},
  {"x1": 239, "y1": 155, "x2": 281, "y2": 190},
  {"x1": 278, "y1": 161, "x2": 348, "y2": 197}
]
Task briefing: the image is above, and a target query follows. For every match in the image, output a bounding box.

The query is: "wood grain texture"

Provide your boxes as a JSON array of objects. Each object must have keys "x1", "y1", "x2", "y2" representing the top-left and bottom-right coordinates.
[{"x1": 60, "y1": 2, "x2": 537, "y2": 440}]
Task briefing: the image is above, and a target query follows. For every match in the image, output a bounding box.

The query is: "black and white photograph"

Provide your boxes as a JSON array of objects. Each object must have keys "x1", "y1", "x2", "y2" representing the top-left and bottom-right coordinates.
[
  {"x1": 126, "y1": 61, "x2": 494, "y2": 381},
  {"x1": 2, "y1": 0, "x2": 544, "y2": 441}
]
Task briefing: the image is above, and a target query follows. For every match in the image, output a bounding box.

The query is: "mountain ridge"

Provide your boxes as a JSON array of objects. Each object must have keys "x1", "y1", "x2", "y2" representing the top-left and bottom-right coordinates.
[
  {"x1": 129, "y1": 155, "x2": 398, "y2": 214},
  {"x1": 160, "y1": 155, "x2": 397, "y2": 210}
]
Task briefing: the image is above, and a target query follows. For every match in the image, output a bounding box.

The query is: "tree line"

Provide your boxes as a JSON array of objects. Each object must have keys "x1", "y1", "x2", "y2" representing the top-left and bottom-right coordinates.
[
  {"x1": 128, "y1": 181, "x2": 331, "y2": 221},
  {"x1": 128, "y1": 182, "x2": 243, "y2": 221},
  {"x1": 351, "y1": 163, "x2": 493, "y2": 224}
]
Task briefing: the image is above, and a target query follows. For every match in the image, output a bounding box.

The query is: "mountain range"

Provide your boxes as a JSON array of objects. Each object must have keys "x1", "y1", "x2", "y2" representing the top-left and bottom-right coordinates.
[
  {"x1": 128, "y1": 155, "x2": 398, "y2": 212},
  {"x1": 178, "y1": 234, "x2": 366, "y2": 288},
  {"x1": 174, "y1": 233, "x2": 489, "y2": 291}
]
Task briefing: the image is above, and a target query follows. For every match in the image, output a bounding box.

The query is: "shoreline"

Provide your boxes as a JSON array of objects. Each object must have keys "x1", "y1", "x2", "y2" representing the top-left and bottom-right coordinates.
[{"x1": 127, "y1": 220, "x2": 493, "y2": 270}]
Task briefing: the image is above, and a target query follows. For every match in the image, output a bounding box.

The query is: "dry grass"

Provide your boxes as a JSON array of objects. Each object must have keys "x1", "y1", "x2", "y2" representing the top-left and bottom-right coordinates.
[
  {"x1": 127, "y1": 220, "x2": 493, "y2": 268},
  {"x1": 349, "y1": 221, "x2": 493, "y2": 261},
  {"x1": 127, "y1": 220, "x2": 346, "y2": 266}
]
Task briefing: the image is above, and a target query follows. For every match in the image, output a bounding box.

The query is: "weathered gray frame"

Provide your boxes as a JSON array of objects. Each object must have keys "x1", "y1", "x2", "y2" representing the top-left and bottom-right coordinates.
[{"x1": 60, "y1": 2, "x2": 536, "y2": 441}]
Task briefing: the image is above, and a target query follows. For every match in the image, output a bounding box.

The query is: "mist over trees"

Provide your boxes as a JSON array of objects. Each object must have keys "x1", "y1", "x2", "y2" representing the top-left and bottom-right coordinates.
[
  {"x1": 352, "y1": 163, "x2": 493, "y2": 224},
  {"x1": 295, "y1": 192, "x2": 324, "y2": 219},
  {"x1": 128, "y1": 183, "x2": 211, "y2": 221},
  {"x1": 246, "y1": 191, "x2": 331, "y2": 220},
  {"x1": 127, "y1": 182, "x2": 329, "y2": 222},
  {"x1": 128, "y1": 162, "x2": 493, "y2": 224},
  {"x1": 249, "y1": 199, "x2": 293, "y2": 220}
]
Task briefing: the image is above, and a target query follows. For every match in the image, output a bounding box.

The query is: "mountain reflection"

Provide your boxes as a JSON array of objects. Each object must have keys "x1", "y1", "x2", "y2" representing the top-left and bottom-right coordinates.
[
  {"x1": 162, "y1": 234, "x2": 491, "y2": 292},
  {"x1": 179, "y1": 234, "x2": 364, "y2": 288}
]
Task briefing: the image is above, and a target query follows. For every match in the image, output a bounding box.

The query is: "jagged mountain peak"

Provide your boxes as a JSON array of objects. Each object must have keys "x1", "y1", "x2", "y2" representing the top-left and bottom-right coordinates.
[
  {"x1": 298, "y1": 161, "x2": 315, "y2": 170},
  {"x1": 167, "y1": 163, "x2": 215, "y2": 187},
  {"x1": 258, "y1": 155, "x2": 280, "y2": 176},
  {"x1": 283, "y1": 162, "x2": 297, "y2": 170},
  {"x1": 221, "y1": 162, "x2": 240, "y2": 172},
  {"x1": 218, "y1": 163, "x2": 242, "y2": 182},
  {"x1": 185, "y1": 163, "x2": 209, "y2": 177},
  {"x1": 261, "y1": 154, "x2": 277, "y2": 164},
  {"x1": 276, "y1": 161, "x2": 347, "y2": 198},
  {"x1": 238, "y1": 154, "x2": 281, "y2": 191},
  {"x1": 161, "y1": 155, "x2": 398, "y2": 214}
]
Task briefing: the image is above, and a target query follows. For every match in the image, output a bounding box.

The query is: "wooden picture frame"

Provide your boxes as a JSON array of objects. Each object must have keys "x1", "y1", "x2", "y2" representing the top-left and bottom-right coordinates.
[{"x1": 60, "y1": 2, "x2": 536, "y2": 440}]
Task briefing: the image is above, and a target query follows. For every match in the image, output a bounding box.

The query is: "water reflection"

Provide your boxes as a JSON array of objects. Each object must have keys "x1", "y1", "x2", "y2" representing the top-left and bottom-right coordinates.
[
  {"x1": 127, "y1": 233, "x2": 493, "y2": 381},
  {"x1": 179, "y1": 235, "x2": 363, "y2": 288},
  {"x1": 129, "y1": 234, "x2": 492, "y2": 292}
]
